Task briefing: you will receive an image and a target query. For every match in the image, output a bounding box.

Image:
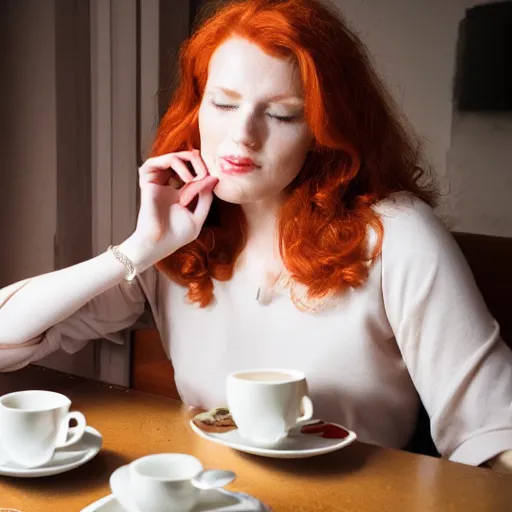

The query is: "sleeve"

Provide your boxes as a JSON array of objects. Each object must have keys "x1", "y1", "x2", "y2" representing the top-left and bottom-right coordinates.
[
  {"x1": 0, "y1": 266, "x2": 158, "y2": 372},
  {"x1": 379, "y1": 194, "x2": 512, "y2": 466}
]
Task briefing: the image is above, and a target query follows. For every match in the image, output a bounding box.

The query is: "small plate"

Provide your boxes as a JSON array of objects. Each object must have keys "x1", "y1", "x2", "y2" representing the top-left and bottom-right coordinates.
[
  {"x1": 190, "y1": 419, "x2": 357, "y2": 459},
  {"x1": 88, "y1": 464, "x2": 270, "y2": 512},
  {"x1": 0, "y1": 426, "x2": 102, "y2": 478},
  {"x1": 81, "y1": 491, "x2": 270, "y2": 512}
]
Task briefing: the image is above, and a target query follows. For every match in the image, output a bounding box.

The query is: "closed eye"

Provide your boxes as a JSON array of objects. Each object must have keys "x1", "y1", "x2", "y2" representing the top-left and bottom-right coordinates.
[
  {"x1": 267, "y1": 114, "x2": 297, "y2": 123},
  {"x1": 211, "y1": 102, "x2": 299, "y2": 123},
  {"x1": 212, "y1": 102, "x2": 237, "y2": 111}
]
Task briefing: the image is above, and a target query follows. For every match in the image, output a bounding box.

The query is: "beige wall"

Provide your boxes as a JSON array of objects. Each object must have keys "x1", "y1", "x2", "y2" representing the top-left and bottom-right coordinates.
[
  {"x1": 336, "y1": 0, "x2": 512, "y2": 236},
  {"x1": 0, "y1": 0, "x2": 57, "y2": 287},
  {"x1": 447, "y1": 113, "x2": 512, "y2": 236}
]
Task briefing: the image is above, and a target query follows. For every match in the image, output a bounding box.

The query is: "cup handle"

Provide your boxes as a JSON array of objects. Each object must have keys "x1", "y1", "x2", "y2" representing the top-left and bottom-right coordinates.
[
  {"x1": 295, "y1": 396, "x2": 314, "y2": 426},
  {"x1": 55, "y1": 411, "x2": 87, "y2": 448}
]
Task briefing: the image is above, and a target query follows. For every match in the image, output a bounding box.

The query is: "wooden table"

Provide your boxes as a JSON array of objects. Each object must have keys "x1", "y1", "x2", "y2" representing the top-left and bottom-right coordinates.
[{"x1": 0, "y1": 366, "x2": 511, "y2": 511}]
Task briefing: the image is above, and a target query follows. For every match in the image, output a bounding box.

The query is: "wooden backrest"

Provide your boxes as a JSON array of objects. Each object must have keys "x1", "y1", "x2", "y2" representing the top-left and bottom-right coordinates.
[
  {"x1": 131, "y1": 328, "x2": 179, "y2": 399},
  {"x1": 452, "y1": 232, "x2": 512, "y2": 347},
  {"x1": 131, "y1": 232, "x2": 512, "y2": 399}
]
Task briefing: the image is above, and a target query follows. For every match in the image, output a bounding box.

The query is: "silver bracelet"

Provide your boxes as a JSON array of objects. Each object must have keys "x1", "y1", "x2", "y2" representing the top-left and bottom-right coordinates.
[{"x1": 108, "y1": 245, "x2": 136, "y2": 281}]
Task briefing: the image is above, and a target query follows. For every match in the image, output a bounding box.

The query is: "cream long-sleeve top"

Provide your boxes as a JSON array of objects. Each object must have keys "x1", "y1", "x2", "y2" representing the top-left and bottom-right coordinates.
[{"x1": 1, "y1": 193, "x2": 511, "y2": 466}]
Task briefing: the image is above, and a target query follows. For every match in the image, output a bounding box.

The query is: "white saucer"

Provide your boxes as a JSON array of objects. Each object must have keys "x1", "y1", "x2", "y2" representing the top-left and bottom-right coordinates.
[
  {"x1": 81, "y1": 491, "x2": 270, "y2": 512},
  {"x1": 90, "y1": 464, "x2": 270, "y2": 512},
  {"x1": 0, "y1": 426, "x2": 103, "y2": 478},
  {"x1": 190, "y1": 419, "x2": 357, "y2": 459}
]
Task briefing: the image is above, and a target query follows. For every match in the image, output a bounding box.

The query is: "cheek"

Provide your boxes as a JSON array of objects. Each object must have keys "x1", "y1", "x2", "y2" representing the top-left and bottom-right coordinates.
[
  {"x1": 199, "y1": 111, "x2": 217, "y2": 162},
  {"x1": 199, "y1": 111, "x2": 222, "y2": 150},
  {"x1": 198, "y1": 106, "x2": 208, "y2": 145},
  {"x1": 272, "y1": 129, "x2": 311, "y2": 172},
  {"x1": 200, "y1": 118, "x2": 225, "y2": 177}
]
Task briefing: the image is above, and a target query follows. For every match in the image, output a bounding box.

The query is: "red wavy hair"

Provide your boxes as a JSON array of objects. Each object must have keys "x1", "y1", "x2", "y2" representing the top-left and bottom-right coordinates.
[{"x1": 152, "y1": 0, "x2": 437, "y2": 307}]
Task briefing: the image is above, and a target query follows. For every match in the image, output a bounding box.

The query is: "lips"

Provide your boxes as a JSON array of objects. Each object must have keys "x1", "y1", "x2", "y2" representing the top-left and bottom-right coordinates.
[{"x1": 219, "y1": 155, "x2": 259, "y2": 175}]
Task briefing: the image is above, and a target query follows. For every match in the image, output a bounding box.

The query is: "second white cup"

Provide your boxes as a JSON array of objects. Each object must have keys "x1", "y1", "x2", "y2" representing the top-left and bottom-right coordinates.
[
  {"x1": 126, "y1": 453, "x2": 203, "y2": 512},
  {"x1": 0, "y1": 390, "x2": 86, "y2": 468}
]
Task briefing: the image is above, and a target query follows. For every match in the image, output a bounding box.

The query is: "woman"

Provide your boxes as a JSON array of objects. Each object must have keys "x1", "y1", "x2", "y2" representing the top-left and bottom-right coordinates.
[{"x1": 0, "y1": 0, "x2": 511, "y2": 472}]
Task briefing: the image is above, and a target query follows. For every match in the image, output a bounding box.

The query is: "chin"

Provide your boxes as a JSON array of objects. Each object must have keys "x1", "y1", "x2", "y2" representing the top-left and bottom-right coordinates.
[
  {"x1": 212, "y1": 182, "x2": 246, "y2": 204},
  {"x1": 206, "y1": 164, "x2": 221, "y2": 179},
  {"x1": 213, "y1": 180, "x2": 268, "y2": 205}
]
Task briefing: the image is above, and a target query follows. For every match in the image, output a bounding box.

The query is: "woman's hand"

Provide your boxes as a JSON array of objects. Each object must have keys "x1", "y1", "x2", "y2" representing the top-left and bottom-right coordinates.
[{"x1": 121, "y1": 150, "x2": 218, "y2": 271}]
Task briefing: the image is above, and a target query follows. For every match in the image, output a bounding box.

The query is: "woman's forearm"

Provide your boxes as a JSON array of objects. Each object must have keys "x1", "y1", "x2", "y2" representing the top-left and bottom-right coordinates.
[{"x1": 0, "y1": 236, "x2": 148, "y2": 345}]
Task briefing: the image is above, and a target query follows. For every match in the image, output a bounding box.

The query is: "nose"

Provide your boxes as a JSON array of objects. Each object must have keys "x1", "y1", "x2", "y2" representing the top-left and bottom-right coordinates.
[{"x1": 231, "y1": 110, "x2": 260, "y2": 149}]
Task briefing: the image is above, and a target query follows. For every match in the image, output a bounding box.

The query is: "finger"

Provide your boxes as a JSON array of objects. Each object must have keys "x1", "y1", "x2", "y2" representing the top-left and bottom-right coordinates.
[
  {"x1": 139, "y1": 167, "x2": 173, "y2": 186},
  {"x1": 141, "y1": 153, "x2": 192, "y2": 171},
  {"x1": 188, "y1": 150, "x2": 209, "y2": 179},
  {"x1": 192, "y1": 189, "x2": 215, "y2": 225},
  {"x1": 139, "y1": 153, "x2": 195, "y2": 185},
  {"x1": 167, "y1": 155, "x2": 195, "y2": 184},
  {"x1": 172, "y1": 149, "x2": 209, "y2": 179},
  {"x1": 179, "y1": 176, "x2": 218, "y2": 207},
  {"x1": 139, "y1": 153, "x2": 180, "y2": 186}
]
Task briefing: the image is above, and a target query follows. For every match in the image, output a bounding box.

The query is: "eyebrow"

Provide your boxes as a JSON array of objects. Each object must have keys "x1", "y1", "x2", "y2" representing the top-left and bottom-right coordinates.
[{"x1": 209, "y1": 86, "x2": 305, "y2": 106}]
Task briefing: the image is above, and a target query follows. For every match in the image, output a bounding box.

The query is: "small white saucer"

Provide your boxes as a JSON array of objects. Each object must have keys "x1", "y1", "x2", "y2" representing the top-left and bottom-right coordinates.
[
  {"x1": 0, "y1": 426, "x2": 102, "y2": 478},
  {"x1": 190, "y1": 419, "x2": 357, "y2": 459},
  {"x1": 88, "y1": 464, "x2": 270, "y2": 512},
  {"x1": 81, "y1": 491, "x2": 270, "y2": 512}
]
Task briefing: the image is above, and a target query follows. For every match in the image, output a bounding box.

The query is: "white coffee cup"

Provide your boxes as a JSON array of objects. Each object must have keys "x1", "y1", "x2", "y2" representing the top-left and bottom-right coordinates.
[
  {"x1": 121, "y1": 453, "x2": 203, "y2": 512},
  {"x1": 226, "y1": 368, "x2": 314, "y2": 446},
  {"x1": 0, "y1": 390, "x2": 86, "y2": 468}
]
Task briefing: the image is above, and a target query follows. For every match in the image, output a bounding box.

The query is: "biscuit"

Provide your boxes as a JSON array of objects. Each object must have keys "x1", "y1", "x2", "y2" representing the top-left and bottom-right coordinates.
[{"x1": 192, "y1": 407, "x2": 237, "y2": 433}]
